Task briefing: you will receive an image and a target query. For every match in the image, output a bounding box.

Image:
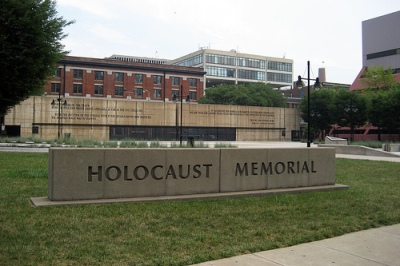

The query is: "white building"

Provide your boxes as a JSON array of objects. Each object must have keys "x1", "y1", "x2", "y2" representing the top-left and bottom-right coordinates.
[{"x1": 170, "y1": 48, "x2": 293, "y2": 90}]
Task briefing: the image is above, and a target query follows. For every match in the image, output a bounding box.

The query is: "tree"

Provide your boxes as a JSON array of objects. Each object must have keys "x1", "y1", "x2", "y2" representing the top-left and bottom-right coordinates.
[
  {"x1": 367, "y1": 85, "x2": 400, "y2": 141},
  {"x1": 360, "y1": 66, "x2": 397, "y2": 91},
  {"x1": 332, "y1": 90, "x2": 367, "y2": 142},
  {"x1": 198, "y1": 83, "x2": 286, "y2": 107},
  {"x1": 0, "y1": 0, "x2": 74, "y2": 116},
  {"x1": 299, "y1": 88, "x2": 336, "y2": 141}
]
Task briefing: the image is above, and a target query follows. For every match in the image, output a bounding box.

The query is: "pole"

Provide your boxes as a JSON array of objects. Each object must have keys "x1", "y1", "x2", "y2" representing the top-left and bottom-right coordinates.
[
  {"x1": 307, "y1": 61, "x2": 311, "y2": 148},
  {"x1": 57, "y1": 96, "x2": 61, "y2": 139},
  {"x1": 180, "y1": 85, "x2": 183, "y2": 146}
]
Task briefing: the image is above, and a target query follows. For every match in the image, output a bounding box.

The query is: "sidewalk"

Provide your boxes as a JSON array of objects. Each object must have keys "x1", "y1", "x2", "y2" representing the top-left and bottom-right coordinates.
[
  {"x1": 193, "y1": 224, "x2": 400, "y2": 266},
  {"x1": 192, "y1": 141, "x2": 400, "y2": 266}
]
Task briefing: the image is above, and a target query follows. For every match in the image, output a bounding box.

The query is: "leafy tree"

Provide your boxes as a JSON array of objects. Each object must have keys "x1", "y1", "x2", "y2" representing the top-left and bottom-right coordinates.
[
  {"x1": 299, "y1": 88, "x2": 336, "y2": 141},
  {"x1": 367, "y1": 85, "x2": 400, "y2": 141},
  {"x1": 0, "y1": 0, "x2": 74, "y2": 116},
  {"x1": 332, "y1": 90, "x2": 367, "y2": 142},
  {"x1": 198, "y1": 83, "x2": 286, "y2": 107},
  {"x1": 360, "y1": 66, "x2": 397, "y2": 91}
]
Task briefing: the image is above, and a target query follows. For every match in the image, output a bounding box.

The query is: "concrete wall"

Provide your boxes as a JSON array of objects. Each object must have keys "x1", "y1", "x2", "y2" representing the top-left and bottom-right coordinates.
[
  {"x1": 48, "y1": 147, "x2": 336, "y2": 201},
  {"x1": 5, "y1": 96, "x2": 300, "y2": 141}
]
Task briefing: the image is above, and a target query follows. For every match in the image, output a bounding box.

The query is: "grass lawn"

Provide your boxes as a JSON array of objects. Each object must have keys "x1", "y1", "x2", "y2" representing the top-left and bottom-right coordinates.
[{"x1": 1, "y1": 152, "x2": 400, "y2": 265}]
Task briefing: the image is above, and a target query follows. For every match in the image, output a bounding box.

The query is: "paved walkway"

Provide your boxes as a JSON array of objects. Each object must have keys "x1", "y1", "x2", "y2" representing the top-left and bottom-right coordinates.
[{"x1": 193, "y1": 224, "x2": 400, "y2": 266}]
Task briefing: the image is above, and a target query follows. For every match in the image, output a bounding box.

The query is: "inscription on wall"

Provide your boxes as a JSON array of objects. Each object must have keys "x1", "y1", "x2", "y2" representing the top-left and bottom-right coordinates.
[
  {"x1": 51, "y1": 103, "x2": 152, "y2": 121},
  {"x1": 189, "y1": 109, "x2": 275, "y2": 125}
]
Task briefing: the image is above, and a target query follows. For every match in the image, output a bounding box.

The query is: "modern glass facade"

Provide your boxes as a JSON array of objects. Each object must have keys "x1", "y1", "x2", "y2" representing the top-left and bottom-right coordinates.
[{"x1": 171, "y1": 49, "x2": 293, "y2": 88}]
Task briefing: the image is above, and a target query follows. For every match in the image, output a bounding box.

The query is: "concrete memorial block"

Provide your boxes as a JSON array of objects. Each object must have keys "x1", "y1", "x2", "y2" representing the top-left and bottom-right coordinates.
[
  {"x1": 219, "y1": 149, "x2": 269, "y2": 192},
  {"x1": 267, "y1": 148, "x2": 311, "y2": 189},
  {"x1": 48, "y1": 148, "x2": 220, "y2": 201},
  {"x1": 48, "y1": 149, "x2": 105, "y2": 200},
  {"x1": 219, "y1": 148, "x2": 336, "y2": 192},
  {"x1": 45, "y1": 147, "x2": 340, "y2": 205}
]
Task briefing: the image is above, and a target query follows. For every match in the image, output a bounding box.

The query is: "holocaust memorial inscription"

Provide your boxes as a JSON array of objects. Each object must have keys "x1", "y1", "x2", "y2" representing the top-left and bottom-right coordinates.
[{"x1": 40, "y1": 147, "x2": 347, "y2": 205}]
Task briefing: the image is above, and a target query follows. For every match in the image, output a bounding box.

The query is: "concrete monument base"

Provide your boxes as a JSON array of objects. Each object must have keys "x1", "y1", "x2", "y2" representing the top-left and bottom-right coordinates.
[
  {"x1": 31, "y1": 184, "x2": 348, "y2": 206},
  {"x1": 31, "y1": 147, "x2": 347, "y2": 206}
]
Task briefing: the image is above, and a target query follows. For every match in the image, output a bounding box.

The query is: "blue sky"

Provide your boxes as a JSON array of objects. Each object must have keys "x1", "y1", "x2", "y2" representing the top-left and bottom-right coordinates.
[{"x1": 57, "y1": 0, "x2": 400, "y2": 85}]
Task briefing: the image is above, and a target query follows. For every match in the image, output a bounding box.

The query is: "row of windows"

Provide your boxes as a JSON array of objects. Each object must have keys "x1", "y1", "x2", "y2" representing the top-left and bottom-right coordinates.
[
  {"x1": 206, "y1": 66, "x2": 235, "y2": 78},
  {"x1": 237, "y1": 69, "x2": 265, "y2": 81},
  {"x1": 206, "y1": 54, "x2": 236, "y2": 66},
  {"x1": 51, "y1": 82, "x2": 197, "y2": 99},
  {"x1": 267, "y1": 72, "x2": 292, "y2": 83},
  {"x1": 174, "y1": 54, "x2": 203, "y2": 67},
  {"x1": 237, "y1": 57, "x2": 265, "y2": 69},
  {"x1": 54, "y1": 68, "x2": 197, "y2": 86},
  {"x1": 204, "y1": 54, "x2": 292, "y2": 72},
  {"x1": 267, "y1": 61, "x2": 292, "y2": 72},
  {"x1": 206, "y1": 66, "x2": 290, "y2": 82}
]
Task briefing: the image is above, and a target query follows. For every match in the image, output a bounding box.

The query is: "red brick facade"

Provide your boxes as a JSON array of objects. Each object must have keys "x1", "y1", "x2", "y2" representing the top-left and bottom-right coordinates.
[{"x1": 44, "y1": 56, "x2": 205, "y2": 101}]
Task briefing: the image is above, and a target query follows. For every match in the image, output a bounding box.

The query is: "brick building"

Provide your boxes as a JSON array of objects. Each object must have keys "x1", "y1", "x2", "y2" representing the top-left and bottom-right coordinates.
[{"x1": 44, "y1": 56, "x2": 206, "y2": 102}]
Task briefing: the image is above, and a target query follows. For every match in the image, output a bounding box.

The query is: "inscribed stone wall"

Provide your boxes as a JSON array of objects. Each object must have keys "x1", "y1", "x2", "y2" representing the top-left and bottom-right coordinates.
[{"x1": 5, "y1": 96, "x2": 300, "y2": 141}]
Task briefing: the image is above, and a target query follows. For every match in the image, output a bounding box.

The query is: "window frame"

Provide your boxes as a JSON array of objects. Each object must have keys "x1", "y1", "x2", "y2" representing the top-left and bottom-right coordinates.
[
  {"x1": 153, "y1": 88, "x2": 162, "y2": 99},
  {"x1": 95, "y1": 71, "x2": 104, "y2": 81},
  {"x1": 73, "y1": 83, "x2": 82, "y2": 94},
  {"x1": 135, "y1": 74, "x2": 143, "y2": 83},
  {"x1": 51, "y1": 82, "x2": 61, "y2": 93},
  {"x1": 73, "y1": 69, "x2": 83, "y2": 79},
  {"x1": 134, "y1": 87, "x2": 143, "y2": 98},
  {"x1": 189, "y1": 78, "x2": 197, "y2": 87},
  {"x1": 115, "y1": 72, "x2": 124, "y2": 82},
  {"x1": 115, "y1": 86, "x2": 124, "y2": 96},
  {"x1": 94, "y1": 85, "x2": 104, "y2": 95},
  {"x1": 172, "y1": 77, "x2": 180, "y2": 86},
  {"x1": 153, "y1": 75, "x2": 162, "y2": 85}
]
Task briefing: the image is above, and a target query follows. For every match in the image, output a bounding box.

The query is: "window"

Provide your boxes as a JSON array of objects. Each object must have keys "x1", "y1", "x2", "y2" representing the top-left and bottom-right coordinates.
[
  {"x1": 115, "y1": 86, "x2": 124, "y2": 96},
  {"x1": 206, "y1": 66, "x2": 236, "y2": 78},
  {"x1": 135, "y1": 74, "x2": 143, "y2": 83},
  {"x1": 172, "y1": 77, "x2": 180, "y2": 86},
  {"x1": 134, "y1": 88, "x2": 143, "y2": 97},
  {"x1": 172, "y1": 90, "x2": 179, "y2": 101},
  {"x1": 237, "y1": 57, "x2": 265, "y2": 69},
  {"x1": 267, "y1": 72, "x2": 292, "y2": 83},
  {"x1": 94, "y1": 85, "x2": 103, "y2": 95},
  {"x1": 73, "y1": 69, "x2": 83, "y2": 79},
  {"x1": 54, "y1": 68, "x2": 61, "y2": 78},
  {"x1": 267, "y1": 61, "x2": 292, "y2": 72},
  {"x1": 73, "y1": 84, "x2": 82, "y2": 94},
  {"x1": 154, "y1": 88, "x2": 162, "y2": 99},
  {"x1": 115, "y1": 72, "x2": 124, "y2": 82},
  {"x1": 51, "y1": 82, "x2": 61, "y2": 93},
  {"x1": 154, "y1": 75, "x2": 162, "y2": 85},
  {"x1": 189, "y1": 91, "x2": 197, "y2": 100},
  {"x1": 95, "y1": 71, "x2": 104, "y2": 81},
  {"x1": 174, "y1": 54, "x2": 203, "y2": 67},
  {"x1": 206, "y1": 54, "x2": 236, "y2": 66},
  {"x1": 238, "y1": 69, "x2": 265, "y2": 81},
  {"x1": 189, "y1": 78, "x2": 197, "y2": 87}
]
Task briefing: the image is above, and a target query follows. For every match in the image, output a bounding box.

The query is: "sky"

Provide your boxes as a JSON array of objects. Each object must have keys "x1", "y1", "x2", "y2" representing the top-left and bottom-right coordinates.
[{"x1": 56, "y1": 0, "x2": 400, "y2": 85}]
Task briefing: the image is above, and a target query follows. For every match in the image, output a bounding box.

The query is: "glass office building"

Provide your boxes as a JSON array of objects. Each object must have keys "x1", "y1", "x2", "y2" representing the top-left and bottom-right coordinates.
[{"x1": 170, "y1": 49, "x2": 293, "y2": 90}]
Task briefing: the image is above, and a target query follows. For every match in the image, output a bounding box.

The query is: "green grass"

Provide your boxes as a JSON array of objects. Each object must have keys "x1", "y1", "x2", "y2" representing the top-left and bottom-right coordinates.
[
  {"x1": 1, "y1": 152, "x2": 400, "y2": 265},
  {"x1": 350, "y1": 140, "x2": 398, "y2": 149},
  {"x1": 214, "y1": 142, "x2": 238, "y2": 148}
]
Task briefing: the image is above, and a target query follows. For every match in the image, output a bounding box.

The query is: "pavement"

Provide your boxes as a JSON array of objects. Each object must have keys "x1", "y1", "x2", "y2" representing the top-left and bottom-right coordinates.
[
  {"x1": 192, "y1": 224, "x2": 400, "y2": 266},
  {"x1": 2, "y1": 140, "x2": 400, "y2": 265}
]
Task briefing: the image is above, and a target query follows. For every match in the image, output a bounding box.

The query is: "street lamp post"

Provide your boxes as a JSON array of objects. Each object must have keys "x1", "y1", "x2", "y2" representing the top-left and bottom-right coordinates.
[
  {"x1": 173, "y1": 85, "x2": 190, "y2": 146},
  {"x1": 296, "y1": 61, "x2": 321, "y2": 147},
  {"x1": 51, "y1": 95, "x2": 67, "y2": 139}
]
